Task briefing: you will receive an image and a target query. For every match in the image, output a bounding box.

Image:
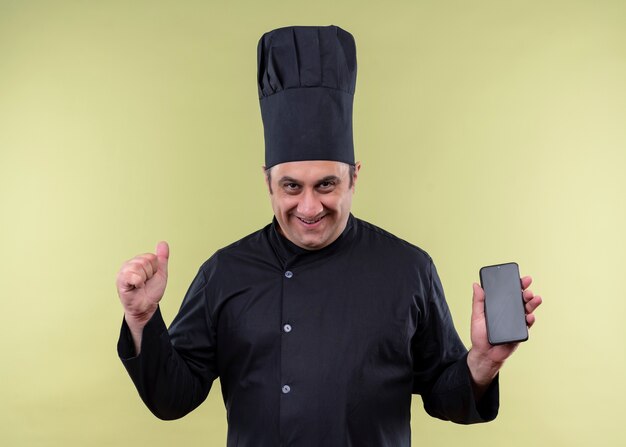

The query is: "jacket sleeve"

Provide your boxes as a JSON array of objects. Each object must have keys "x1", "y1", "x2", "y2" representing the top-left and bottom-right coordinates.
[
  {"x1": 117, "y1": 265, "x2": 218, "y2": 420},
  {"x1": 411, "y1": 260, "x2": 499, "y2": 424}
]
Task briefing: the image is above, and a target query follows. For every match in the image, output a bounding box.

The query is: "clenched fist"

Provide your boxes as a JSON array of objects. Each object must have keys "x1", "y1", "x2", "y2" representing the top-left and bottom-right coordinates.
[{"x1": 116, "y1": 241, "x2": 169, "y2": 354}]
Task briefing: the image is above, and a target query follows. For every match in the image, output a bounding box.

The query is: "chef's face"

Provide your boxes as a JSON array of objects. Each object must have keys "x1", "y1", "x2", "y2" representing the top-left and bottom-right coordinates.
[{"x1": 265, "y1": 160, "x2": 360, "y2": 250}]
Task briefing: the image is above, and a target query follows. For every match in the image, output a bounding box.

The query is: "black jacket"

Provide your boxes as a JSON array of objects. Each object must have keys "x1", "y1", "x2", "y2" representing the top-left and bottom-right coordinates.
[{"x1": 118, "y1": 215, "x2": 498, "y2": 446}]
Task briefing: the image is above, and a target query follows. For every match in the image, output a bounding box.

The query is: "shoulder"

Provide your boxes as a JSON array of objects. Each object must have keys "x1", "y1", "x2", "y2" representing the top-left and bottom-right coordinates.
[
  {"x1": 198, "y1": 223, "x2": 275, "y2": 276},
  {"x1": 353, "y1": 216, "x2": 433, "y2": 266},
  {"x1": 217, "y1": 223, "x2": 272, "y2": 255},
  {"x1": 351, "y1": 217, "x2": 437, "y2": 304}
]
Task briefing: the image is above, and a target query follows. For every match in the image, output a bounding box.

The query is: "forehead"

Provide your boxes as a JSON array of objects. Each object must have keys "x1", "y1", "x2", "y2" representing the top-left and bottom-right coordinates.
[{"x1": 271, "y1": 160, "x2": 349, "y2": 181}]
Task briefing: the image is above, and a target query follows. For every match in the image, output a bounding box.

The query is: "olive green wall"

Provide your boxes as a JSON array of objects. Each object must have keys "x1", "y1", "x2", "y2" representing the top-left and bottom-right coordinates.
[{"x1": 1, "y1": 0, "x2": 624, "y2": 445}]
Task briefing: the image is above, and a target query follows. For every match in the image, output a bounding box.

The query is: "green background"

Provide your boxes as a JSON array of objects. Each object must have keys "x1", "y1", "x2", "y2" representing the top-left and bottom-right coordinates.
[{"x1": 1, "y1": 0, "x2": 624, "y2": 445}]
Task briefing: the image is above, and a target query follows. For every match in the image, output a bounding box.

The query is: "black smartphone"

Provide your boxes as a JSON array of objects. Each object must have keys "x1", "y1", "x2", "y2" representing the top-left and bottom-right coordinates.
[{"x1": 479, "y1": 262, "x2": 528, "y2": 345}]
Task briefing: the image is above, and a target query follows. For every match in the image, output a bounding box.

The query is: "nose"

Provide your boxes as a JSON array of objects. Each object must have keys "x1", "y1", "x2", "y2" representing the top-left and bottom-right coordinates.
[{"x1": 297, "y1": 188, "x2": 323, "y2": 218}]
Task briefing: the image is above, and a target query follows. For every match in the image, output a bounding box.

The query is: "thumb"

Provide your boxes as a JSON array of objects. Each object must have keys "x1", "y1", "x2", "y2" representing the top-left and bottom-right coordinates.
[
  {"x1": 472, "y1": 282, "x2": 485, "y2": 319},
  {"x1": 156, "y1": 241, "x2": 169, "y2": 275}
]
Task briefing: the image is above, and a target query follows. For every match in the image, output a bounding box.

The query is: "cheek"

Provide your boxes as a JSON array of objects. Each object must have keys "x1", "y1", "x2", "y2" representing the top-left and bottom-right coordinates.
[
  {"x1": 272, "y1": 195, "x2": 298, "y2": 213},
  {"x1": 324, "y1": 193, "x2": 350, "y2": 212}
]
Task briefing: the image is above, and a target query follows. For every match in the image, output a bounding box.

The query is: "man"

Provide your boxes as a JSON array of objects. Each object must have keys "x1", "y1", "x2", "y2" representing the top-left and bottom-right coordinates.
[{"x1": 116, "y1": 25, "x2": 542, "y2": 446}]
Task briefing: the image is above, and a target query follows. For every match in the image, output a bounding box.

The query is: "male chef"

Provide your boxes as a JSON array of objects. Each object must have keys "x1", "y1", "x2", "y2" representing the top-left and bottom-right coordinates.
[{"x1": 116, "y1": 25, "x2": 542, "y2": 446}]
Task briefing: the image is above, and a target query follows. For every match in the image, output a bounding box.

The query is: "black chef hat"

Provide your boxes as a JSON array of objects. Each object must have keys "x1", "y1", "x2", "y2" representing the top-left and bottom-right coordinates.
[{"x1": 257, "y1": 25, "x2": 357, "y2": 168}]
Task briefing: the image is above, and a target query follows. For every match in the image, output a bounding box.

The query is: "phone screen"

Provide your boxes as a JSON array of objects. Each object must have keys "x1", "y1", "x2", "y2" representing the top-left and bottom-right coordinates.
[{"x1": 480, "y1": 262, "x2": 528, "y2": 345}]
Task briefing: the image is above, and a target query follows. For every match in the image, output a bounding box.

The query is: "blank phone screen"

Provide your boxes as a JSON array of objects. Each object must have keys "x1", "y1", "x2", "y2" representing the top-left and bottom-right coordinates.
[{"x1": 480, "y1": 263, "x2": 528, "y2": 345}]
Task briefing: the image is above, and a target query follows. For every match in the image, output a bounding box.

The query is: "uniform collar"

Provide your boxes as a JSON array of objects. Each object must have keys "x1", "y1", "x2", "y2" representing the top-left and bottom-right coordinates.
[{"x1": 269, "y1": 213, "x2": 357, "y2": 267}]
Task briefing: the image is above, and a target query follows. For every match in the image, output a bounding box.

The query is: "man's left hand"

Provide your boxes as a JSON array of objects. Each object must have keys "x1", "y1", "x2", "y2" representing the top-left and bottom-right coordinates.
[{"x1": 467, "y1": 276, "x2": 542, "y2": 391}]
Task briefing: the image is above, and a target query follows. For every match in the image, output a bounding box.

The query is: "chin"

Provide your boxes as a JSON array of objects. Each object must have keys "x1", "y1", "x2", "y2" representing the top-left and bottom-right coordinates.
[
  {"x1": 295, "y1": 234, "x2": 328, "y2": 250},
  {"x1": 297, "y1": 239, "x2": 323, "y2": 250}
]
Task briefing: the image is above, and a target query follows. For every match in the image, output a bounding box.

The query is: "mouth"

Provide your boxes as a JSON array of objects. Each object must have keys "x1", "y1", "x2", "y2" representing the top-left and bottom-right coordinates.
[{"x1": 295, "y1": 215, "x2": 326, "y2": 226}]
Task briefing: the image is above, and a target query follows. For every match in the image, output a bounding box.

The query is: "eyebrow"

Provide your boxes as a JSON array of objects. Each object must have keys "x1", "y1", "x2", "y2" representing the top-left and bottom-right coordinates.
[
  {"x1": 278, "y1": 176, "x2": 301, "y2": 184},
  {"x1": 278, "y1": 175, "x2": 342, "y2": 185},
  {"x1": 316, "y1": 175, "x2": 342, "y2": 185}
]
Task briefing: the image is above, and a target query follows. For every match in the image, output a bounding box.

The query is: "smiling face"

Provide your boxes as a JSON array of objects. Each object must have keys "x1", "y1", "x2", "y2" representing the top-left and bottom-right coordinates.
[{"x1": 265, "y1": 160, "x2": 360, "y2": 250}]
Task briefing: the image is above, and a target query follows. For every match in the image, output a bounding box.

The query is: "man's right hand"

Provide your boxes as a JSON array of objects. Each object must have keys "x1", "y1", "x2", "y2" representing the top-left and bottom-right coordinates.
[{"x1": 116, "y1": 241, "x2": 169, "y2": 354}]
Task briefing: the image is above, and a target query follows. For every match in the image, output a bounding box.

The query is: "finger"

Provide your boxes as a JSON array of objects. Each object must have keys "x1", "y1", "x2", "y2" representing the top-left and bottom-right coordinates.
[
  {"x1": 127, "y1": 257, "x2": 155, "y2": 280},
  {"x1": 525, "y1": 295, "x2": 543, "y2": 314},
  {"x1": 521, "y1": 276, "x2": 532, "y2": 290},
  {"x1": 119, "y1": 257, "x2": 153, "y2": 285},
  {"x1": 140, "y1": 254, "x2": 158, "y2": 277},
  {"x1": 145, "y1": 253, "x2": 159, "y2": 276},
  {"x1": 120, "y1": 270, "x2": 146, "y2": 290},
  {"x1": 523, "y1": 288, "x2": 534, "y2": 301},
  {"x1": 471, "y1": 282, "x2": 485, "y2": 319},
  {"x1": 156, "y1": 241, "x2": 169, "y2": 275},
  {"x1": 526, "y1": 313, "x2": 536, "y2": 328}
]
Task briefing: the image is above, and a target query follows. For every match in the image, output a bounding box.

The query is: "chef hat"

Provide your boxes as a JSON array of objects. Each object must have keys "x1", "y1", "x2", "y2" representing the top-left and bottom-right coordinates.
[{"x1": 257, "y1": 25, "x2": 357, "y2": 168}]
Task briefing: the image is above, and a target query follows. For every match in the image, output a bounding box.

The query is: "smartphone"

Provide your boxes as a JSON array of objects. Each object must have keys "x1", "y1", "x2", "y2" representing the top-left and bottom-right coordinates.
[{"x1": 479, "y1": 262, "x2": 528, "y2": 345}]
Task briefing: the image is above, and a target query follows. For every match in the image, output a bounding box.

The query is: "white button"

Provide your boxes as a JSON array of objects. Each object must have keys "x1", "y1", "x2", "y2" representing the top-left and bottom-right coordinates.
[
  {"x1": 283, "y1": 324, "x2": 292, "y2": 333},
  {"x1": 282, "y1": 385, "x2": 291, "y2": 394},
  {"x1": 284, "y1": 271, "x2": 293, "y2": 278}
]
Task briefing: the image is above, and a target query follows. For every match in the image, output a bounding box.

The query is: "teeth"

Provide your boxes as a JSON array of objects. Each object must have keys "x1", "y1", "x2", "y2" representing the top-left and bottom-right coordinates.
[{"x1": 300, "y1": 217, "x2": 322, "y2": 224}]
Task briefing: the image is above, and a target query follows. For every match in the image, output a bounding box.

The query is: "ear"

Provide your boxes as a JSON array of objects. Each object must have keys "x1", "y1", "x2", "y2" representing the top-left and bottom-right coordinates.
[
  {"x1": 262, "y1": 165, "x2": 273, "y2": 194},
  {"x1": 352, "y1": 161, "x2": 362, "y2": 191}
]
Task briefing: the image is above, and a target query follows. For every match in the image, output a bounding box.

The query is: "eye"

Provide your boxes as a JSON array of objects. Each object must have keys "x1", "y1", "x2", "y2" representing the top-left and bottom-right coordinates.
[
  {"x1": 282, "y1": 182, "x2": 301, "y2": 192},
  {"x1": 317, "y1": 181, "x2": 336, "y2": 190}
]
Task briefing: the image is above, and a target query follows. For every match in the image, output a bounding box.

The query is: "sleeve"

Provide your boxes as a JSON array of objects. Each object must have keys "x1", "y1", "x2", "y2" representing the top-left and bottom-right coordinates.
[
  {"x1": 117, "y1": 264, "x2": 219, "y2": 420},
  {"x1": 411, "y1": 259, "x2": 499, "y2": 424}
]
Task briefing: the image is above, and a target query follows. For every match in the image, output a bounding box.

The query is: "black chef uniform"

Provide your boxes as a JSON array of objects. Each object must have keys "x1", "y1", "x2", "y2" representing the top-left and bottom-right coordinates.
[{"x1": 117, "y1": 25, "x2": 499, "y2": 447}]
